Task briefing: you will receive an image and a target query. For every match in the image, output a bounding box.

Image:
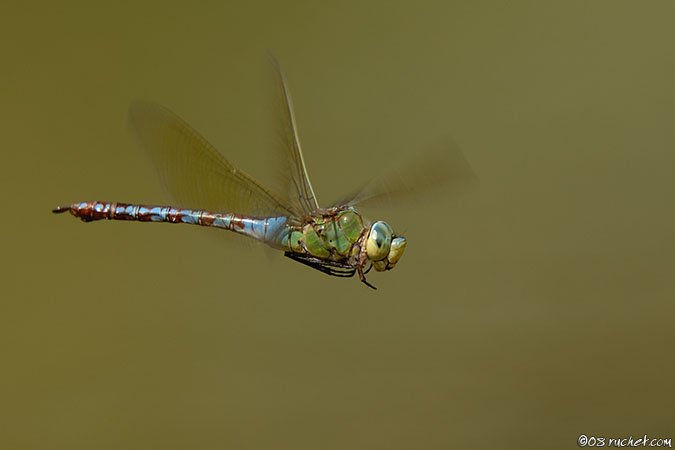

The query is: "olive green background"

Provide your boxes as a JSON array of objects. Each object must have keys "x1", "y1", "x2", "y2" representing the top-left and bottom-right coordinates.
[{"x1": 2, "y1": 1, "x2": 673, "y2": 449}]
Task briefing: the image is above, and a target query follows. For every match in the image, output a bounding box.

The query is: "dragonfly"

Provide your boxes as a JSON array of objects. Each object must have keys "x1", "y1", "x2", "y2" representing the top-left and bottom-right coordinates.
[{"x1": 53, "y1": 59, "x2": 466, "y2": 289}]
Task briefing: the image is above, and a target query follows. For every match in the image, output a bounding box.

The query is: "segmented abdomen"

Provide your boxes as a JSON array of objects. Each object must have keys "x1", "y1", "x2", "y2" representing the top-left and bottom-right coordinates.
[{"x1": 64, "y1": 201, "x2": 289, "y2": 246}]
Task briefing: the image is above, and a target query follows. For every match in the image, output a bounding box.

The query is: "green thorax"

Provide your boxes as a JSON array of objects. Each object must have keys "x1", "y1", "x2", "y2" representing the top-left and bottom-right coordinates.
[{"x1": 286, "y1": 207, "x2": 367, "y2": 261}]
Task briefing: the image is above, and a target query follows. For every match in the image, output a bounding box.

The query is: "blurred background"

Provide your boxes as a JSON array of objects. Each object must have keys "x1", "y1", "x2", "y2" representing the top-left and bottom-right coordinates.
[{"x1": 1, "y1": 1, "x2": 673, "y2": 449}]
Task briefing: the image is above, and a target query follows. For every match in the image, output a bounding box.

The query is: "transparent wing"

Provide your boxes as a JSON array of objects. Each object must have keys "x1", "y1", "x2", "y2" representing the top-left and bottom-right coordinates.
[
  {"x1": 332, "y1": 140, "x2": 477, "y2": 208},
  {"x1": 270, "y1": 56, "x2": 320, "y2": 216},
  {"x1": 128, "y1": 101, "x2": 296, "y2": 218}
]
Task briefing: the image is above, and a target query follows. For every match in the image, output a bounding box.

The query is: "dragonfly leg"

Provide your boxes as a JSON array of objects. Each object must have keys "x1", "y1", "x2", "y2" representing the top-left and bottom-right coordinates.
[
  {"x1": 357, "y1": 265, "x2": 377, "y2": 290},
  {"x1": 284, "y1": 252, "x2": 356, "y2": 278},
  {"x1": 356, "y1": 246, "x2": 377, "y2": 290}
]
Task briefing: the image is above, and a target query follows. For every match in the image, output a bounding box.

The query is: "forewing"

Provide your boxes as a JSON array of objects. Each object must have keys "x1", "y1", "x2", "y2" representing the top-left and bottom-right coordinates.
[
  {"x1": 271, "y1": 57, "x2": 320, "y2": 215},
  {"x1": 129, "y1": 101, "x2": 295, "y2": 218},
  {"x1": 334, "y1": 140, "x2": 477, "y2": 208}
]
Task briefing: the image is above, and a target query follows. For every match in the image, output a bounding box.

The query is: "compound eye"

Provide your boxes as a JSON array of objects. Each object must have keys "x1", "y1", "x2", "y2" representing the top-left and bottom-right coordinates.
[{"x1": 366, "y1": 221, "x2": 393, "y2": 261}]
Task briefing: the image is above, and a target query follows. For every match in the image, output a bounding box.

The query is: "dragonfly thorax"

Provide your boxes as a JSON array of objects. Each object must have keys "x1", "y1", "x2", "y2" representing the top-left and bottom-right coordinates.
[{"x1": 285, "y1": 208, "x2": 366, "y2": 261}]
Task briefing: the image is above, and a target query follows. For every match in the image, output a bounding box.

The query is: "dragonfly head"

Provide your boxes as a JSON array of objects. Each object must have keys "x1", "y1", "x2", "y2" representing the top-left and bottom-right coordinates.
[{"x1": 365, "y1": 221, "x2": 407, "y2": 272}]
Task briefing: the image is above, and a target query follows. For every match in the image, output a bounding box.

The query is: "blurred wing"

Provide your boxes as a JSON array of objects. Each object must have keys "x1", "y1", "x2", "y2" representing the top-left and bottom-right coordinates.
[
  {"x1": 333, "y1": 140, "x2": 477, "y2": 208},
  {"x1": 271, "y1": 57, "x2": 320, "y2": 216},
  {"x1": 129, "y1": 101, "x2": 296, "y2": 218}
]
